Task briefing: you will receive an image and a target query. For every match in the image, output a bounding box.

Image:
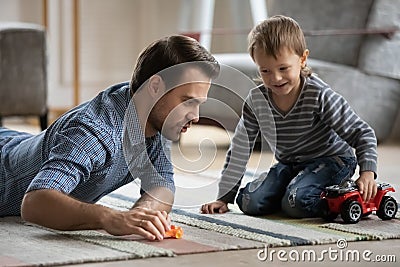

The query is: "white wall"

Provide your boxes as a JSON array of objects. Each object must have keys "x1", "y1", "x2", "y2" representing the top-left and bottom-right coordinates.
[
  {"x1": 0, "y1": 0, "x2": 255, "y2": 110},
  {"x1": 48, "y1": 0, "x2": 186, "y2": 109},
  {"x1": 0, "y1": 0, "x2": 42, "y2": 24}
]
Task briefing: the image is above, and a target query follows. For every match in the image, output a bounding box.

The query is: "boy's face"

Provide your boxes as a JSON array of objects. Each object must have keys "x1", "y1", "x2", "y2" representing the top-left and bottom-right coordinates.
[
  {"x1": 253, "y1": 46, "x2": 308, "y2": 97},
  {"x1": 147, "y1": 68, "x2": 211, "y2": 141}
]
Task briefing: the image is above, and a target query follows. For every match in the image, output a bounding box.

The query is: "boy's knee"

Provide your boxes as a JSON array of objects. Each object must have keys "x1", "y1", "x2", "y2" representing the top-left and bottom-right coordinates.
[
  {"x1": 281, "y1": 187, "x2": 321, "y2": 218},
  {"x1": 236, "y1": 190, "x2": 278, "y2": 216}
]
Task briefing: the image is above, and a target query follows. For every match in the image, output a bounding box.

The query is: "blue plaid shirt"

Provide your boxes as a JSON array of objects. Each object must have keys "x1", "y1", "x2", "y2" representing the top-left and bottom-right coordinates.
[{"x1": 0, "y1": 82, "x2": 174, "y2": 216}]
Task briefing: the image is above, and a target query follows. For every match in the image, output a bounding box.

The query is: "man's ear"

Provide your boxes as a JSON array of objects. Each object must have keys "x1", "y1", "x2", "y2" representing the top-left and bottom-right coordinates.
[
  {"x1": 147, "y1": 75, "x2": 165, "y2": 98},
  {"x1": 300, "y1": 49, "x2": 310, "y2": 68}
]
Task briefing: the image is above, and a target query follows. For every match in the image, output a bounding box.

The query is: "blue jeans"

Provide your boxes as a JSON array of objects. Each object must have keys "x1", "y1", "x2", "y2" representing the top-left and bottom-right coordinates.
[{"x1": 236, "y1": 156, "x2": 357, "y2": 218}]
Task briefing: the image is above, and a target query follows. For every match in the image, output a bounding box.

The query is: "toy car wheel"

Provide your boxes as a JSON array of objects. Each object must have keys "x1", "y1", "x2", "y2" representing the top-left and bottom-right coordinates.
[
  {"x1": 377, "y1": 196, "x2": 398, "y2": 220},
  {"x1": 341, "y1": 200, "x2": 362, "y2": 223}
]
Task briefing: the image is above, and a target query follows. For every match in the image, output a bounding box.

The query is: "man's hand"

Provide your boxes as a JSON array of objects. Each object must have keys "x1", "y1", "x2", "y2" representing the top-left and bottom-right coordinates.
[
  {"x1": 104, "y1": 186, "x2": 174, "y2": 240},
  {"x1": 356, "y1": 171, "x2": 377, "y2": 202},
  {"x1": 200, "y1": 200, "x2": 229, "y2": 214},
  {"x1": 102, "y1": 207, "x2": 170, "y2": 240}
]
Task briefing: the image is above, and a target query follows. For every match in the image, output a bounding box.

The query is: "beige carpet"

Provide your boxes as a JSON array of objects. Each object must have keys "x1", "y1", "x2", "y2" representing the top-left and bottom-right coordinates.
[{"x1": 0, "y1": 217, "x2": 174, "y2": 267}]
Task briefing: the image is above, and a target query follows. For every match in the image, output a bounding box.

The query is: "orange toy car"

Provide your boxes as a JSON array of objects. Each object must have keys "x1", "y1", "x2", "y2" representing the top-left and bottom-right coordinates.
[
  {"x1": 320, "y1": 180, "x2": 398, "y2": 223},
  {"x1": 164, "y1": 225, "x2": 183, "y2": 239}
]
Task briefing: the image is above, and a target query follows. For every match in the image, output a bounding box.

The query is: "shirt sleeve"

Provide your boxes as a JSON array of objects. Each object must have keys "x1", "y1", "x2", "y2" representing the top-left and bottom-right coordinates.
[
  {"x1": 218, "y1": 92, "x2": 261, "y2": 203},
  {"x1": 139, "y1": 134, "x2": 175, "y2": 194},
  {"x1": 27, "y1": 125, "x2": 111, "y2": 194},
  {"x1": 319, "y1": 87, "x2": 378, "y2": 174}
]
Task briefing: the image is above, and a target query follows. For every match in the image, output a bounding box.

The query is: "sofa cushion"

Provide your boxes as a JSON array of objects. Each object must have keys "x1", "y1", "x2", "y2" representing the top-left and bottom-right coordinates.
[
  {"x1": 358, "y1": 0, "x2": 400, "y2": 79},
  {"x1": 266, "y1": 0, "x2": 374, "y2": 67}
]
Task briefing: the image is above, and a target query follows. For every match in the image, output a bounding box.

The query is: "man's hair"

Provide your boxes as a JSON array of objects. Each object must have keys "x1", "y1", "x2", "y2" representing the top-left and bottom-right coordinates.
[
  {"x1": 248, "y1": 15, "x2": 311, "y2": 76},
  {"x1": 130, "y1": 35, "x2": 220, "y2": 93}
]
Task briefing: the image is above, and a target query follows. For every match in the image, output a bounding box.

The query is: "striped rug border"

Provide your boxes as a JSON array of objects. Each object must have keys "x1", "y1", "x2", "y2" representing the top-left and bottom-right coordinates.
[{"x1": 107, "y1": 193, "x2": 328, "y2": 247}]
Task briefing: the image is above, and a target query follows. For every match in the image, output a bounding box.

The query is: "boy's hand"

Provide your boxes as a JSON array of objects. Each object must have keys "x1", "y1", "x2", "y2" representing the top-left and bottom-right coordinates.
[
  {"x1": 356, "y1": 171, "x2": 377, "y2": 202},
  {"x1": 200, "y1": 200, "x2": 229, "y2": 214}
]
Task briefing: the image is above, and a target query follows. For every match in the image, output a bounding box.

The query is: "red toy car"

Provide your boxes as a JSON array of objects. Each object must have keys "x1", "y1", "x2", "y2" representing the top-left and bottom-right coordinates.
[{"x1": 320, "y1": 180, "x2": 398, "y2": 223}]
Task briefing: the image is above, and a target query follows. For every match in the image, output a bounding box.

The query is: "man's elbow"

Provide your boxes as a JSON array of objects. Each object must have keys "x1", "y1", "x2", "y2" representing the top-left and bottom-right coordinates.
[{"x1": 21, "y1": 191, "x2": 37, "y2": 223}]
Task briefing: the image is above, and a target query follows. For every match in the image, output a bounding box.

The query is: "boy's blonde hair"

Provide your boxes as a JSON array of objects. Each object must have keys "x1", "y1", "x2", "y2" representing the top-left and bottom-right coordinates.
[{"x1": 248, "y1": 15, "x2": 312, "y2": 77}]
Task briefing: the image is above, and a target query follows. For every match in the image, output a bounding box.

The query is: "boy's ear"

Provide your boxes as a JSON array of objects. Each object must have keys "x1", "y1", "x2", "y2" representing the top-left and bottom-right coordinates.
[
  {"x1": 147, "y1": 75, "x2": 165, "y2": 98},
  {"x1": 301, "y1": 49, "x2": 310, "y2": 67}
]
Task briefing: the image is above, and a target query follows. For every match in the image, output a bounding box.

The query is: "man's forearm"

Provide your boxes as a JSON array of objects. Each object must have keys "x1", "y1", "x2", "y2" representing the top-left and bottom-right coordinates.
[{"x1": 21, "y1": 189, "x2": 112, "y2": 231}]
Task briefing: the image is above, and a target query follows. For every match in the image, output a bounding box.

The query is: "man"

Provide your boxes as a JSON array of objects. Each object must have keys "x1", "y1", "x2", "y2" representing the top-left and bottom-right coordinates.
[{"x1": 0, "y1": 35, "x2": 220, "y2": 241}]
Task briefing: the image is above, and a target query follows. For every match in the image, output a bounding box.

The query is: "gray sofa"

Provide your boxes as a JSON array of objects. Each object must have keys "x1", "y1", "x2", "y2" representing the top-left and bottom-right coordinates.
[
  {"x1": 200, "y1": 0, "x2": 400, "y2": 143},
  {"x1": 0, "y1": 22, "x2": 48, "y2": 130}
]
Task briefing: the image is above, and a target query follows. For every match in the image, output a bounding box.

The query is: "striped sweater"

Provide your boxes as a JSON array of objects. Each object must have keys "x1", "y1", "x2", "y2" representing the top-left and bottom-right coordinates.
[{"x1": 218, "y1": 74, "x2": 377, "y2": 203}]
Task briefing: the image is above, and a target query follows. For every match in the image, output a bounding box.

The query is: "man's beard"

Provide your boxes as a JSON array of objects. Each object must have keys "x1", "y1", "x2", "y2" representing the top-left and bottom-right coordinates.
[{"x1": 148, "y1": 107, "x2": 181, "y2": 141}]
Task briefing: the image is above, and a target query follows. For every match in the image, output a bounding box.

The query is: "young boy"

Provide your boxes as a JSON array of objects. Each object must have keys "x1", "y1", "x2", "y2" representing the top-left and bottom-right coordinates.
[{"x1": 201, "y1": 15, "x2": 377, "y2": 218}]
